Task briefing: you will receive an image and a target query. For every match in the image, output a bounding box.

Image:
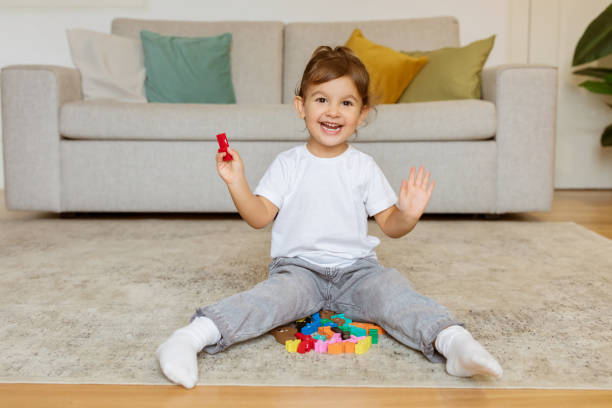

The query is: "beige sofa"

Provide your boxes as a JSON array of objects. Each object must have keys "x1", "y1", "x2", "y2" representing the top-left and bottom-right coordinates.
[{"x1": 1, "y1": 17, "x2": 557, "y2": 214}]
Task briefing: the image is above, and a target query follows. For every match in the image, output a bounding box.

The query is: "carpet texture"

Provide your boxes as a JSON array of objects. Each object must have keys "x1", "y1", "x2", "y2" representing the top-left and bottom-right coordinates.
[{"x1": 0, "y1": 217, "x2": 610, "y2": 389}]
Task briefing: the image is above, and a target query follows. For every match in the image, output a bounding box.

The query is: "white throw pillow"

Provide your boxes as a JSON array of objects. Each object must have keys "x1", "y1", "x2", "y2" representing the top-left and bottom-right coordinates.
[{"x1": 66, "y1": 28, "x2": 147, "y2": 102}]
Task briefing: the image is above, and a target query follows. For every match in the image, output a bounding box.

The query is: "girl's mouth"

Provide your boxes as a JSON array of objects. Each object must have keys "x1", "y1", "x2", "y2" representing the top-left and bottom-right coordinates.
[{"x1": 321, "y1": 121, "x2": 343, "y2": 135}]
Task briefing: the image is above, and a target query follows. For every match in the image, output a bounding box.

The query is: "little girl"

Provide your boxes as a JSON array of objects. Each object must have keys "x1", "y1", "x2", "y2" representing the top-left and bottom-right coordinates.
[{"x1": 157, "y1": 46, "x2": 503, "y2": 388}]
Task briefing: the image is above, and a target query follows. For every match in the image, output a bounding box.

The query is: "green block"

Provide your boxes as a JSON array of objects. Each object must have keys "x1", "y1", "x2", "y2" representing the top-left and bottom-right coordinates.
[{"x1": 370, "y1": 329, "x2": 378, "y2": 344}]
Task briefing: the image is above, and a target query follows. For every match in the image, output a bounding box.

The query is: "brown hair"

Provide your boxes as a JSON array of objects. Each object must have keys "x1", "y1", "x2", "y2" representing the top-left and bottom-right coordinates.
[{"x1": 295, "y1": 45, "x2": 375, "y2": 111}]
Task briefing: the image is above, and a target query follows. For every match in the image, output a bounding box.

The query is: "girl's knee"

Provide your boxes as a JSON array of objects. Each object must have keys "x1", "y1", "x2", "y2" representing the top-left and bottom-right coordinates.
[
  {"x1": 266, "y1": 269, "x2": 322, "y2": 310},
  {"x1": 362, "y1": 267, "x2": 415, "y2": 295}
]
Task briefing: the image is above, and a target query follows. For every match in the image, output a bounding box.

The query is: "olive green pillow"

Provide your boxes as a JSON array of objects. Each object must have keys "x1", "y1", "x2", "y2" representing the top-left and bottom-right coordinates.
[
  {"x1": 398, "y1": 35, "x2": 495, "y2": 103},
  {"x1": 140, "y1": 30, "x2": 236, "y2": 104}
]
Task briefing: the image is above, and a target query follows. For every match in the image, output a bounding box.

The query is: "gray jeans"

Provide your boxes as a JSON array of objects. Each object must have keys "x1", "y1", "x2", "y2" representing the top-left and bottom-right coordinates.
[{"x1": 193, "y1": 256, "x2": 460, "y2": 362}]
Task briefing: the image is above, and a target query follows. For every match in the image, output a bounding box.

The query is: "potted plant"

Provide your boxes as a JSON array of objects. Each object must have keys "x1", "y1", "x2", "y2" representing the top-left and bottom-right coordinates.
[{"x1": 572, "y1": 3, "x2": 612, "y2": 146}]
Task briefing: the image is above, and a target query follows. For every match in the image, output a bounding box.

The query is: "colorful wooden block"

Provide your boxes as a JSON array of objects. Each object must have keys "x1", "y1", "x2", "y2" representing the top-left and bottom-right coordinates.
[
  {"x1": 327, "y1": 342, "x2": 344, "y2": 354},
  {"x1": 355, "y1": 336, "x2": 372, "y2": 354},
  {"x1": 286, "y1": 339, "x2": 300, "y2": 353}
]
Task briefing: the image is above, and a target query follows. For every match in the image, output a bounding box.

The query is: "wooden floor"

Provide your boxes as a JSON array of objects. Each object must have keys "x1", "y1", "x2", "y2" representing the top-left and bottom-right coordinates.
[{"x1": 1, "y1": 189, "x2": 611, "y2": 407}]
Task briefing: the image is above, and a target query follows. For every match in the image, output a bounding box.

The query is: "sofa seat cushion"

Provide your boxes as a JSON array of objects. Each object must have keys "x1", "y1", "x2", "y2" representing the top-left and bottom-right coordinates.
[
  {"x1": 60, "y1": 99, "x2": 496, "y2": 142},
  {"x1": 358, "y1": 99, "x2": 496, "y2": 141}
]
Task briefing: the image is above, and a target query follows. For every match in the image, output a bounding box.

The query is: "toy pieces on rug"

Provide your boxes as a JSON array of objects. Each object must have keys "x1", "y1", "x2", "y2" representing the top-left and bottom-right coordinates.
[
  {"x1": 319, "y1": 309, "x2": 335, "y2": 320},
  {"x1": 270, "y1": 325, "x2": 298, "y2": 345},
  {"x1": 269, "y1": 310, "x2": 384, "y2": 355}
]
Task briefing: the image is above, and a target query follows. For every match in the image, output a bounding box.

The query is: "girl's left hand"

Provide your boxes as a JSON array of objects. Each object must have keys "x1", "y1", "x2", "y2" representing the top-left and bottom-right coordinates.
[{"x1": 397, "y1": 166, "x2": 435, "y2": 220}]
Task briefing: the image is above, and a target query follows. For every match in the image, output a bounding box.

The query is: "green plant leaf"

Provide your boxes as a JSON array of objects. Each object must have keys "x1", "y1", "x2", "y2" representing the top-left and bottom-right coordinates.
[
  {"x1": 572, "y1": 67, "x2": 612, "y2": 79},
  {"x1": 572, "y1": 4, "x2": 612, "y2": 66},
  {"x1": 602, "y1": 123, "x2": 612, "y2": 146},
  {"x1": 579, "y1": 80, "x2": 612, "y2": 94}
]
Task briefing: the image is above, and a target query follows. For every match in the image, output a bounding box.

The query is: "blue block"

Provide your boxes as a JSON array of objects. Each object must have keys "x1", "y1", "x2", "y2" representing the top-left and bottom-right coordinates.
[{"x1": 301, "y1": 321, "x2": 321, "y2": 335}]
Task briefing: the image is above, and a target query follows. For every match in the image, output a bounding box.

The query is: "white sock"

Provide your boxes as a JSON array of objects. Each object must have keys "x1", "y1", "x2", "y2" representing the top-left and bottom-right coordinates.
[
  {"x1": 435, "y1": 325, "x2": 503, "y2": 378},
  {"x1": 156, "y1": 316, "x2": 221, "y2": 388}
]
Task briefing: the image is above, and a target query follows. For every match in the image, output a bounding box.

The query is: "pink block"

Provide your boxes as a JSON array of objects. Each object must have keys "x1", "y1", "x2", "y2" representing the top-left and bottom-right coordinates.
[
  {"x1": 329, "y1": 333, "x2": 342, "y2": 343},
  {"x1": 314, "y1": 340, "x2": 328, "y2": 353}
]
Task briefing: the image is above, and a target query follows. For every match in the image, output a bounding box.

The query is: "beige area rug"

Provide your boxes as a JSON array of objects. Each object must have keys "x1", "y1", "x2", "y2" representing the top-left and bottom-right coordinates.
[{"x1": 0, "y1": 216, "x2": 611, "y2": 389}]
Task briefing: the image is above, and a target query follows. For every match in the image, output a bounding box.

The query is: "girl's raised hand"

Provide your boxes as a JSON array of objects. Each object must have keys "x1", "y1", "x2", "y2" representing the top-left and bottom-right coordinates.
[
  {"x1": 397, "y1": 166, "x2": 435, "y2": 220},
  {"x1": 216, "y1": 147, "x2": 245, "y2": 185}
]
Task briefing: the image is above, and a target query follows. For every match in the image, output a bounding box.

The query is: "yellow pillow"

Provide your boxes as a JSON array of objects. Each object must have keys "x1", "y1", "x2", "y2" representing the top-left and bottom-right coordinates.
[{"x1": 345, "y1": 28, "x2": 428, "y2": 104}]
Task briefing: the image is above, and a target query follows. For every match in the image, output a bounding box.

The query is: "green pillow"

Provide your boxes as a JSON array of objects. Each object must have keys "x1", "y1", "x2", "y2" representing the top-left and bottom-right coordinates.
[
  {"x1": 398, "y1": 35, "x2": 495, "y2": 103},
  {"x1": 140, "y1": 30, "x2": 236, "y2": 104}
]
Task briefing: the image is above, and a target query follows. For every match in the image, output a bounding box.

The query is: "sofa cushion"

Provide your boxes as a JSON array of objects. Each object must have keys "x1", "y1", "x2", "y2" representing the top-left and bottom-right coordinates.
[
  {"x1": 283, "y1": 17, "x2": 460, "y2": 104},
  {"x1": 344, "y1": 28, "x2": 428, "y2": 104},
  {"x1": 398, "y1": 35, "x2": 496, "y2": 103},
  {"x1": 140, "y1": 30, "x2": 236, "y2": 104},
  {"x1": 112, "y1": 18, "x2": 283, "y2": 104},
  {"x1": 60, "y1": 99, "x2": 496, "y2": 142},
  {"x1": 66, "y1": 29, "x2": 147, "y2": 103},
  {"x1": 358, "y1": 99, "x2": 496, "y2": 141}
]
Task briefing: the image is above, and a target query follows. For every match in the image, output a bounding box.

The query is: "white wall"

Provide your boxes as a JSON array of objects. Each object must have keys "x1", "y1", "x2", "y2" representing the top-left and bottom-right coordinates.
[
  {"x1": 0, "y1": 0, "x2": 609, "y2": 189},
  {"x1": 529, "y1": 0, "x2": 612, "y2": 188}
]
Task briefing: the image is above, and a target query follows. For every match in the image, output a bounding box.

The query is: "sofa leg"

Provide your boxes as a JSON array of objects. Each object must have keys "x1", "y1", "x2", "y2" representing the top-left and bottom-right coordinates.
[{"x1": 470, "y1": 214, "x2": 501, "y2": 220}]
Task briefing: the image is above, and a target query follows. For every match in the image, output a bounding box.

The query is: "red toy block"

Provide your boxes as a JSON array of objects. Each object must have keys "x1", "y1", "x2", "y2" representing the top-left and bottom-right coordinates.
[
  {"x1": 295, "y1": 333, "x2": 312, "y2": 341},
  {"x1": 295, "y1": 332, "x2": 315, "y2": 353},
  {"x1": 216, "y1": 132, "x2": 233, "y2": 161}
]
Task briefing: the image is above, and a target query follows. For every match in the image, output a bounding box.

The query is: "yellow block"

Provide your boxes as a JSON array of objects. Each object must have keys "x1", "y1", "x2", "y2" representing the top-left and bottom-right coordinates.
[
  {"x1": 355, "y1": 336, "x2": 372, "y2": 354},
  {"x1": 285, "y1": 339, "x2": 301, "y2": 353}
]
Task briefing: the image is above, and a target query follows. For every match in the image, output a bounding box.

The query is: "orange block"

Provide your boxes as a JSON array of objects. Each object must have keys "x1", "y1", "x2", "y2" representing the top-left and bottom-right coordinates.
[
  {"x1": 327, "y1": 342, "x2": 344, "y2": 354},
  {"x1": 318, "y1": 326, "x2": 334, "y2": 340},
  {"x1": 343, "y1": 341, "x2": 355, "y2": 354},
  {"x1": 351, "y1": 322, "x2": 385, "y2": 335}
]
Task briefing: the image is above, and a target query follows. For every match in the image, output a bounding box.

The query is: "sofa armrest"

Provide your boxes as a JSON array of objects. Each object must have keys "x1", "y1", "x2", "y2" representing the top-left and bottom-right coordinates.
[
  {"x1": 481, "y1": 64, "x2": 557, "y2": 213},
  {"x1": 1, "y1": 65, "x2": 82, "y2": 211}
]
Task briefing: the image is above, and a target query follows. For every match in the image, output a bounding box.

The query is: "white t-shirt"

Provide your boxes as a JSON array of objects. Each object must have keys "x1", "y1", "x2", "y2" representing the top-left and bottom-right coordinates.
[{"x1": 254, "y1": 144, "x2": 397, "y2": 267}]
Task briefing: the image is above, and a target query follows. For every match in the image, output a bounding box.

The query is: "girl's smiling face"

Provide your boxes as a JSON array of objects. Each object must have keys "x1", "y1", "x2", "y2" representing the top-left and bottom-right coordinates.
[{"x1": 294, "y1": 75, "x2": 370, "y2": 158}]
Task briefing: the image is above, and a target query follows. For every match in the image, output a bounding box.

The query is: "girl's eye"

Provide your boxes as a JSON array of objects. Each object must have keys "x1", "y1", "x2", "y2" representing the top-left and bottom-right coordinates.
[
  {"x1": 343, "y1": 101, "x2": 353, "y2": 106},
  {"x1": 316, "y1": 97, "x2": 326, "y2": 103}
]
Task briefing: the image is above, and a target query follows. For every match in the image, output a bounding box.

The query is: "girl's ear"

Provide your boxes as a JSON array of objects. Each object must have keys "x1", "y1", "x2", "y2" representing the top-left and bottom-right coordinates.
[
  {"x1": 358, "y1": 104, "x2": 370, "y2": 126},
  {"x1": 294, "y1": 96, "x2": 306, "y2": 119}
]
